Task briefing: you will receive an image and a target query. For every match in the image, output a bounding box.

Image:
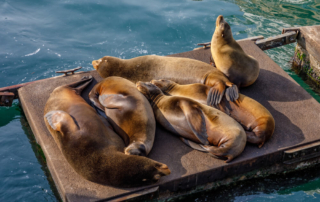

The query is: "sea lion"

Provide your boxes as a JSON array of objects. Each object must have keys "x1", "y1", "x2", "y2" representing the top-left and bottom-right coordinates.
[
  {"x1": 136, "y1": 82, "x2": 246, "y2": 162},
  {"x1": 92, "y1": 55, "x2": 239, "y2": 105},
  {"x1": 211, "y1": 15, "x2": 260, "y2": 87},
  {"x1": 151, "y1": 79, "x2": 275, "y2": 148},
  {"x1": 89, "y1": 76, "x2": 156, "y2": 156},
  {"x1": 44, "y1": 76, "x2": 170, "y2": 187}
]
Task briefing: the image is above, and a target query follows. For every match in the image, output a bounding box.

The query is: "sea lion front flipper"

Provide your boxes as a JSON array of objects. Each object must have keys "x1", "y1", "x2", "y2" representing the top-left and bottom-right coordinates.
[
  {"x1": 44, "y1": 110, "x2": 79, "y2": 134},
  {"x1": 179, "y1": 100, "x2": 209, "y2": 145},
  {"x1": 99, "y1": 94, "x2": 133, "y2": 110},
  {"x1": 180, "y1": 137, "x2": 208, "y2": 152},
  {"x1": 201, "y1": 145, "x2": 232, "y2": 162}
]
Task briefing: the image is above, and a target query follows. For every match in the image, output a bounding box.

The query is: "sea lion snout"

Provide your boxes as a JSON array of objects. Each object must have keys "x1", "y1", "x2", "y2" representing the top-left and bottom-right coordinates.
[
  {"x1": 216, "y1": 15, "x2": 224, "y2": 27},
  {"x1": 92, "y1": 60, "x2": 100, "y2": 70},
  {"x1": 150, "y1": 79, "x2": 173, "y2": 89}
]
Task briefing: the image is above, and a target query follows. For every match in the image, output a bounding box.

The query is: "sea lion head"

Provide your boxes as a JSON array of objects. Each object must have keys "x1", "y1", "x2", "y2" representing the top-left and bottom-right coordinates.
[
  {"x1": 92, "y1": 56, "x2": 120, "y2": 74},
  {"x1": 151, "y1": 79, "x2": 176, "y2": 93},
  {"x1": 214, "y1": 15, "x2": 233, "y2": 41},
  {"x1": 136, "y1": 81, "x2": 164, "y2": 101}
]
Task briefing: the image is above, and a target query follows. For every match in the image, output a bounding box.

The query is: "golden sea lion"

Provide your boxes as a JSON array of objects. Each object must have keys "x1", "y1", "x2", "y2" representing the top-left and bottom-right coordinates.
[
  {"x1": 89, "y1": 76, "x2": 156, "y2": 156},
  {"x1": 151, "y1": 79, "x2": 275, "y2": 148},
  {"x1": 92, "y1": 55, "x2": 239, "y2": 105},
  {"x1": 136, "y1": 82, "x2": 246, "y2": 162},
  {"x1": 44, "y1": 76, "x2": 170, "y2": 187},
  {"x1": 211, "y1": 15, "x2": 260, "y2": 87}
]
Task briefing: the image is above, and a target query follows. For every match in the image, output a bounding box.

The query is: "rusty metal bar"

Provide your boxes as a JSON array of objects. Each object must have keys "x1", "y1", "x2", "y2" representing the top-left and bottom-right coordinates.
[
  {"x1": 0, "y1": 92, "x2": 15, "y2": 106},
  {"x1": 0, "y1": 67, "x2": 84, "y2": 107},
  {"x1": 196, "y1": 35, "x2": 264, "y2": 50},
  {"x1": 255, "y1": 31, "x2": 298, "y2": 50}
]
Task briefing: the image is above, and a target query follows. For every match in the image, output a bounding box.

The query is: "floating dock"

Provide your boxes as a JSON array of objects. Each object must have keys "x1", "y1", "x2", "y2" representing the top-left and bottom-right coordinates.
[{"x1": 17, "y1": 36, "x2": 320, "y2": 201}]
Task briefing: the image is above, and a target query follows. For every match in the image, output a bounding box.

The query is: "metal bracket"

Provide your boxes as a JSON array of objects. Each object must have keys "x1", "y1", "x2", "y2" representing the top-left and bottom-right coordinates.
[
  {"x1": 197, "y1": 42, "x2": 211, "y2": 49},
  {"x1": 0, "y1": 92, "x2": 15, "y2": 106},
  {"x1": 56, "y1": 66, "x2": 82, "y2": 76},
  {"x1": 282, "y1": 27, "x2": 300, "y2": 34},
  {"x1": 283, "y1": 141, "x2": 320, "y2": 164}
]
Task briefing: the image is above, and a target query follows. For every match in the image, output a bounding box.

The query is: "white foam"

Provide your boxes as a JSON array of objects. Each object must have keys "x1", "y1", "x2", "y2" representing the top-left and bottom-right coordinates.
[{"x1": 24, "y1": 48, "x2": 40, "y2": 57}]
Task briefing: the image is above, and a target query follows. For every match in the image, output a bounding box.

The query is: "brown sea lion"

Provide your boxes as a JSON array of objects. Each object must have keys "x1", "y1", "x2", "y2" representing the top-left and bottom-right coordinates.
[
  {"x1": 211, "y1": 15, "x2": 260, "y2": 87},
  {"x1": 44, "y1": 76, "x2": 170, "y2": 187},
  {"x1": 92, "y1": 55, "x2": 239, "y2": 105},
  {"x1": 88, "y1": 76, "x2": 156, "y2": 156},
  {"x1": 136, "y1": 82, "x2": 246, "y2": 162},
  {"x1": 151, "y1": 79, "x2": 275, "y2": 148}
]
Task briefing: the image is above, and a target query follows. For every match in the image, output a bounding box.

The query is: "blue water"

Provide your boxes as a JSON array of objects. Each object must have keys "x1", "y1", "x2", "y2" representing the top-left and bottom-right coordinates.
[{"x1": 1, "y1": 0, "x2": 320, "y2": 201}]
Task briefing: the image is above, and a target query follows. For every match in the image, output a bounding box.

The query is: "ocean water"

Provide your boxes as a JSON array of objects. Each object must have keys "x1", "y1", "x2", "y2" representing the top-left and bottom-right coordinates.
[{"x1": 1, "y1": 0, "x2": 320, "y2": 201}]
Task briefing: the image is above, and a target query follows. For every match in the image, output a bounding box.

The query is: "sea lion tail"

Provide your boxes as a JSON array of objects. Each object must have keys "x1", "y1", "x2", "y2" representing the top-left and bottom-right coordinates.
[{"x1": 225, "y1": 84, "x2": 239, "y2": 102}]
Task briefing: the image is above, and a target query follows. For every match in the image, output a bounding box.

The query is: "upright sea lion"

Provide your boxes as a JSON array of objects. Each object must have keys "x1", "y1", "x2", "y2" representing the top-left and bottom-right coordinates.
[
  {"x1": 44, "y1": 77, "x2": 170, "y2": 187},
  {"x1": 89, "y1": 76, "x2": 156, "y2": 156},
  {"x1": 151, "y1": 79, "x2": 275, "y2": 148},
  {"x1": 136, "y1": 82, "x2": 246, "y2": 162},
  {"x1": 211, "y1": 15, "x2": 260, "y2": 87},
  {"x1": 92, "y1": 55, "x2": 239, "y2": 105}
]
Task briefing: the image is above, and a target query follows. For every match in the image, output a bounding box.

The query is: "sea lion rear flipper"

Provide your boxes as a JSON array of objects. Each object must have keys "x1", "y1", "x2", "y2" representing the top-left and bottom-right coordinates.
[
  {"x1": 44, "y1": 110, "x2": 79, "y2": 134},
  {"x1": 225, "y1": 84, "x2": 239, "y2": 102},
  {"x1": 207, "y1": 82, "x2": 226, "y2": 107},
  {"x1": 179, "y1": 100, "x2": 209, "y2": 145},
  {"x1": 180, "y1": 137, "x2": 208, "y2": 152}
]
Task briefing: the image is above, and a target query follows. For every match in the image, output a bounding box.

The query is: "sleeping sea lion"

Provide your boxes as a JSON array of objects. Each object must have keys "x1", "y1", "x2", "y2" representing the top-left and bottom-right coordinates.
[
  {"x1": 136, "y1": 82, "x2": 246, "y2": 162},
  {"x1": 211, "y1": 15, "x2": 260, "y2": 87},
  {"x1": 151, "y1": 79, "x2": 275, "y2": 148},
  {"x1": 92, "y1": 55, "x2": 239, "y2": 105},
  {"x1": 89, "y1": 76, "x2": 156, "y2": 156},
  {"x1": 44, "y1": 76, "x2": 170, "y2": 187}
]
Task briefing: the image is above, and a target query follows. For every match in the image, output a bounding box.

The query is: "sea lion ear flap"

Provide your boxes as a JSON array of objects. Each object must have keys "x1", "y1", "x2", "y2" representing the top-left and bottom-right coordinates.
[
  {"x1": 179, "y1": 100, "x2": 209, "y2": 145},
  {"x1": 44, "y1": 110, "x2": 79, "y2": 135}
]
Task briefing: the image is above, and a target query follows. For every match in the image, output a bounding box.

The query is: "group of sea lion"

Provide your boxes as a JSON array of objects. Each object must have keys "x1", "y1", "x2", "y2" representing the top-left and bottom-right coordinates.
[{"x1": 43, "y1": 15, "x2": 275, "y2": 187}]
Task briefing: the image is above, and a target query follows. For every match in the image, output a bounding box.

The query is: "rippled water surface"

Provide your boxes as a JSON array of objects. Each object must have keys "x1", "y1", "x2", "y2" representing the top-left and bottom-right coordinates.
[{"x1": 1, "y1": 0, "x2": 320, "y2": 201}]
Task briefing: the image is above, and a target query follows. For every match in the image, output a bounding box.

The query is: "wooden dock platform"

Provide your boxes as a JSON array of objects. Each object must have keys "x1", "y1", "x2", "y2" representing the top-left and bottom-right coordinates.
[{"x1": 18, "y1": 39, "x2": 320, "y2": 201}]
